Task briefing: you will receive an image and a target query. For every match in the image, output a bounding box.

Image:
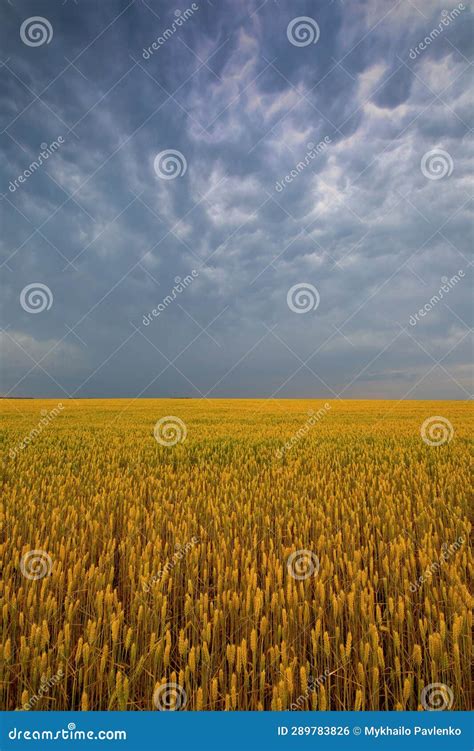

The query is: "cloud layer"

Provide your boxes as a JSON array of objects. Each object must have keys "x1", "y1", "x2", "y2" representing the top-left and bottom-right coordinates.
[{"x1": 1, "y1": 0, "x2": 472, "y2": 399}]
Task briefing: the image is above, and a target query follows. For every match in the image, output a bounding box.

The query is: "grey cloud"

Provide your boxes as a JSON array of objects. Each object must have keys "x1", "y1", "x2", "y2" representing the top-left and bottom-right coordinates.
[{"x1": 0, "y1": 0, "x2": 472, "y2": 399}]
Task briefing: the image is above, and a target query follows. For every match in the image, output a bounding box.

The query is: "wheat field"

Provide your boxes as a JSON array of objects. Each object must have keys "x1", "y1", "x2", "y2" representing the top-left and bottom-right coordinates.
[{"x1": 1, "y1": 398, "x2": 472, "y2": 711}]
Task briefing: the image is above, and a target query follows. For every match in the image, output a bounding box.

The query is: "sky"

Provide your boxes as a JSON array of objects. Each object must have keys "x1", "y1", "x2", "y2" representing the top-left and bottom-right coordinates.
[{"x1": 0, "y1": 0, "x2": 472, "y2": 400}]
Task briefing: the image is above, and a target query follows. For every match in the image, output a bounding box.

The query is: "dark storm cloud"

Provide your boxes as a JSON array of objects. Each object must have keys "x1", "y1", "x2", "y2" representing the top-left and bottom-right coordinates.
[{"x1": 0, "y1": 0, "x2": 472, "y2": 399}]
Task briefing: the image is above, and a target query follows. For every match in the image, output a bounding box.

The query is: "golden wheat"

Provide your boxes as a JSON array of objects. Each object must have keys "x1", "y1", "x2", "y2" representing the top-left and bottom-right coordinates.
[{"x1": 1, "y1": 398, "x2": 472, "y2": 710}]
